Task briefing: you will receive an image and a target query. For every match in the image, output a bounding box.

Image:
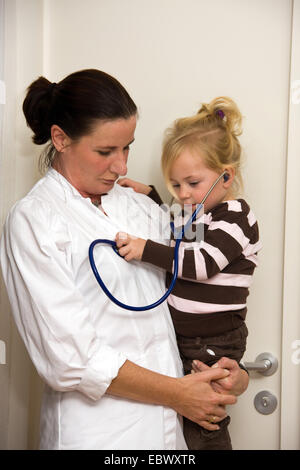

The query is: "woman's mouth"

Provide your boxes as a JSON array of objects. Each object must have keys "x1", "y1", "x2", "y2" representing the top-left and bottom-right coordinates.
[{"x1": 103, "y1": 179, "x2": 116, "y2": 185}]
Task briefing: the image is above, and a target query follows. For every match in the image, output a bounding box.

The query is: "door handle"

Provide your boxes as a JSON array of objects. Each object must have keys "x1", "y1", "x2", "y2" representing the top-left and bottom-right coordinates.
[{"x1": 241, "y1": 352, "x2": 278, "y2": 376}]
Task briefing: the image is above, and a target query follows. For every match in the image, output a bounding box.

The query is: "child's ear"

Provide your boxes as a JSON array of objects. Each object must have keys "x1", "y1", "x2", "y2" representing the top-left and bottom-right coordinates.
[{"x1": 223, "y1": 167, "x2": 235, "y2": 186}]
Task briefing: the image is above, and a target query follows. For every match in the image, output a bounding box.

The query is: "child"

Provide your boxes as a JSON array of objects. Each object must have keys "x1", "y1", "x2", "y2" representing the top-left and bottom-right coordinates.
[{"x1": 115, "y1": 96, "x2": 262, "y2": 450}]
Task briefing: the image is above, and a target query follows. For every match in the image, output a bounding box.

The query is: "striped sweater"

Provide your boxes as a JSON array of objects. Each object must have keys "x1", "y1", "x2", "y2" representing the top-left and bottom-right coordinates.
[{"x1": 142, "y1": 198, "x2": 261, "y2": 337}]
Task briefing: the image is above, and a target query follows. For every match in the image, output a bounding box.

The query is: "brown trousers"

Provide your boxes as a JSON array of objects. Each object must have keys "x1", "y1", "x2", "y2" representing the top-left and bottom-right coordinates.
[{"x1": 177, "y1": 322, "x2": 248, "y2": 450}]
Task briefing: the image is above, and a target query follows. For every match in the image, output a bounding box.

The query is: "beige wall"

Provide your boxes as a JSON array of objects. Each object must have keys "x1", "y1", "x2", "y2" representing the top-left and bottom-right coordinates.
[
  {"x1": 43, "y1": 0, "x2": 291, "y2": 206},
  {"x1": 0, "y1": 0, "x2": 297, "y2": 449},
  {"x1": 0, "y1": 0, "x2": 44, "y2": 450}
]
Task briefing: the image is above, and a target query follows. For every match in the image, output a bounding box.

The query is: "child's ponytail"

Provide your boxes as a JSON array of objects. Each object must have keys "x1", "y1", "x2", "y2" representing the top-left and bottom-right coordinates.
[
  {"x1": 162, "y1": 96, "x2": 244, "y2": 198},
  {"x1": 197, "y1": 96, "x2": 243, "y2": 137}
]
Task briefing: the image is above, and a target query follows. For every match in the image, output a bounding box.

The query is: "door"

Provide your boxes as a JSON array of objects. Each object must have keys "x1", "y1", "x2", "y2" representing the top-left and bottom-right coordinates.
[{"x1": 228, "y1": 1, "x2": 300, "y2": 449}]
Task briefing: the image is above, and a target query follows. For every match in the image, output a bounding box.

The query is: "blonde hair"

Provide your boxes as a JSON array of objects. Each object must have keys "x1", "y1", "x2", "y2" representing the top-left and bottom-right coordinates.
[{"x1": 161, "y1": 96, "x2": 243, "y2": 199}]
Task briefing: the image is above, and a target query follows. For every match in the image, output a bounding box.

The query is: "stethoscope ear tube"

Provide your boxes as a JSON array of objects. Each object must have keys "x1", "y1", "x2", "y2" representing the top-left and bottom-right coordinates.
[
  {"x1": 89, "y1": 171, "x2": 226, "y2": 311},
  {"x1": 89, "y1": 238, "x2": 181, "y2": 311}
]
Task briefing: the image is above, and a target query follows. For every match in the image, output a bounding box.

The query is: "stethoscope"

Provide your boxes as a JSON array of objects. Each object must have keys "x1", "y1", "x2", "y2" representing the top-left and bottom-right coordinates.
[{"x1": 89, "y1": 171, "x2": 229, "y2": 311}]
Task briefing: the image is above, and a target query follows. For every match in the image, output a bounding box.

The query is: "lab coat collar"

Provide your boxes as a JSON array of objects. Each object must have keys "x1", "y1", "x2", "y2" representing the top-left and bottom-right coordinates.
[
  {"x1": 47, "y1": 168, "x2": 86, "y2": 204},
  {"x1": 47, "y1": 167, "x2": 117, "y2": 207}
]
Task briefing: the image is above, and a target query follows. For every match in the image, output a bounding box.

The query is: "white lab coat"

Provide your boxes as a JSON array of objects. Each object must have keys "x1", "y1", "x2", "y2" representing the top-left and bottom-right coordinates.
[{"x1": 0, "y1": 169, "x2": 187, "y2": 450}]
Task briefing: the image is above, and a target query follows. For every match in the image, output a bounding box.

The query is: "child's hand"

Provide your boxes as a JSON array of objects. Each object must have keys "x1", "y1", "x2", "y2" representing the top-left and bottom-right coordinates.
[
  {"x1": 115, "y1": 232, "x2": 147, "y2": 261},
  {"x1": 117, "y1": 178, "x2": 152, "y2": 195}
]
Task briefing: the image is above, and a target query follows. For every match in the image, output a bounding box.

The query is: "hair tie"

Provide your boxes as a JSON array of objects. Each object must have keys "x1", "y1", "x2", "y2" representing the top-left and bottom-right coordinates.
[{"x1": 216, "y1": 109, "x2": 225, "y2": 120}]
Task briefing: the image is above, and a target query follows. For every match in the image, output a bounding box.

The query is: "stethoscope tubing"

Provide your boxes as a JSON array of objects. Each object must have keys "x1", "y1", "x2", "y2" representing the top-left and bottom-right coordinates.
[
  {"x1": 88, "y1": 171, "x2": 226, "y2": 311},
  {"x1": 89, "y1": 237, "x2": 181, "y2": 311}
]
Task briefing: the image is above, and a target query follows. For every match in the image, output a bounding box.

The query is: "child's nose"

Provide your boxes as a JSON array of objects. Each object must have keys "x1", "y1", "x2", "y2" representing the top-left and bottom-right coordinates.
[{"x1": 179, "y1": 186, "x2": 191, "y2": 200}]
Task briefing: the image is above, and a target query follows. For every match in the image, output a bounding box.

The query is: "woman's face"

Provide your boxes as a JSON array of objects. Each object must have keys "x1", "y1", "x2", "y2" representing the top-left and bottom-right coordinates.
[{"x1": 53, "y1": 116, "x2": 136, "y2": 200}]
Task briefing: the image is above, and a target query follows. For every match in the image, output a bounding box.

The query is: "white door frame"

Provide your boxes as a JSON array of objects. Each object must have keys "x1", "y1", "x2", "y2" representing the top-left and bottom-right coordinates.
[{"x1": 281, "y1": 0, "x2": 300, "y2": 450}]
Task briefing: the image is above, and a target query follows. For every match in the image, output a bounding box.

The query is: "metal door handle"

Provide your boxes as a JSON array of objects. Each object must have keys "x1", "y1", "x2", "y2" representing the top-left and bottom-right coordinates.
[{"x1": 241, "y1": 352, "x2": 278, "y2": 376}]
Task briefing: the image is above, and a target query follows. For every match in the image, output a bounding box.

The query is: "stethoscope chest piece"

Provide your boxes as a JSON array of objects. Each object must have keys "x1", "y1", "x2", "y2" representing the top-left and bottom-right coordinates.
[{"x1": 89, "y1": 171, "x2": 227, "y2": 310}]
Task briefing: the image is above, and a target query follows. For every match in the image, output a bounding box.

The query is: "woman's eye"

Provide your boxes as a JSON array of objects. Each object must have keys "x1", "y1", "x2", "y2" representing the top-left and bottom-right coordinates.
[
  {"x1": 97, "y1": 145, "x2": 130, "y2": 157},
  {"x1": 189, "y1": 182, "x2": 199, "y2": 186}
]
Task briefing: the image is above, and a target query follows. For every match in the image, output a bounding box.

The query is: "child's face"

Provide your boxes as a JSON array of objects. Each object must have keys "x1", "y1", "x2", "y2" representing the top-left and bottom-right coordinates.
[{"x1": 169, "y1": 148, "x2": 230, "y2": 212}]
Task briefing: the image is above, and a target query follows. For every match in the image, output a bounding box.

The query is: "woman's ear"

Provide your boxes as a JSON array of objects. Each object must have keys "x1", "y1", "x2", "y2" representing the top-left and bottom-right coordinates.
[{"x1": 51, "y1": 125, "x2": 70, "y2": 152}]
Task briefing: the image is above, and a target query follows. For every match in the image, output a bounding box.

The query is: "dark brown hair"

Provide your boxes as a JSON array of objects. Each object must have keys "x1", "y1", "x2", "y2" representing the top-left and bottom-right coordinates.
[{"x1": 22, "y1": 69, "x2": 137, "y2": 170}]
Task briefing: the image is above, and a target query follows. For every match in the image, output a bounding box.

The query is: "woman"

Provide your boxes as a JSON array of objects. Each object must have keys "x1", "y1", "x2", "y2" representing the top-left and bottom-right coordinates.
[{"x1": 0, "y1": 69, "x2": 248, "y2": 450}]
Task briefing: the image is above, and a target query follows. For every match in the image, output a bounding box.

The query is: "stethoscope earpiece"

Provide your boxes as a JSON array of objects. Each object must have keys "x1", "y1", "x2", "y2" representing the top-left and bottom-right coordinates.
[{"x1": 89, "y1": 170, "x2": 232, "y2": 311}]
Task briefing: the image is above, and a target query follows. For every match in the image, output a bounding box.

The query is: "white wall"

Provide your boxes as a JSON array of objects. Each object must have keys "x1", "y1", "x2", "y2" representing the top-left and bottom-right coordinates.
[
  {"x1": 44, "y1": 0, "x2": 290, "y2": 206},
  {"x1": 0, "y1": 0, "x2": 44, "y2": 450}
]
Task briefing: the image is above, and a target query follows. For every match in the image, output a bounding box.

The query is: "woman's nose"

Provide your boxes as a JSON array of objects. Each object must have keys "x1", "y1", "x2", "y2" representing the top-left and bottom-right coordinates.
[{"x1": 110, "y1": 151, "x2": 128, "y2": 176}]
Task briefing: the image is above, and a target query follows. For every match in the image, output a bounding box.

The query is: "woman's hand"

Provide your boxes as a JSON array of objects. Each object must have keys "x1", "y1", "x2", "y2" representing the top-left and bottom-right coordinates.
[
  {"x1": 117, "y1": 177, "x2": 152, "y2": 195},
  {"x1": 174, "y1": 367, "x2": 237, "y2": 431},
  {"x1": 115, "y1": 232, "x2": 147, "y2": 261},
  {"x1": 191, "y1": 357, "x2": 249, "y2": 396},
  {"x1": 108, "y1": 360, "x2": 237, "y2": 432}
]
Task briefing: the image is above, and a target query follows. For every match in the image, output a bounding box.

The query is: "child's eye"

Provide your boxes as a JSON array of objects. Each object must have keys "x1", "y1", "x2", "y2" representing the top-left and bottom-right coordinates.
[
  {"x1": 172, "y1": 184, "x2": 180, "y2": 189},
  {"x1": 189, "y1": 182, "x2": 199, "y2": 186}
]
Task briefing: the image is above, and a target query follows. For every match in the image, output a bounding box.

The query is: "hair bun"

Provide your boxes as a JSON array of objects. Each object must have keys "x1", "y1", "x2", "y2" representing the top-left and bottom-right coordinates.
[
  {"x1": 196, "y1": 97, "x2": 242, "y2": 136},
  {"x1": 215, "y1": 109, "x2": 225, "y2": 120},
  {"x1": 211, "y1": 96, "x2": 242, "y2": 136},
  {"x1": 22, "y1": 76, "x2": 55, "y2": 145}
]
